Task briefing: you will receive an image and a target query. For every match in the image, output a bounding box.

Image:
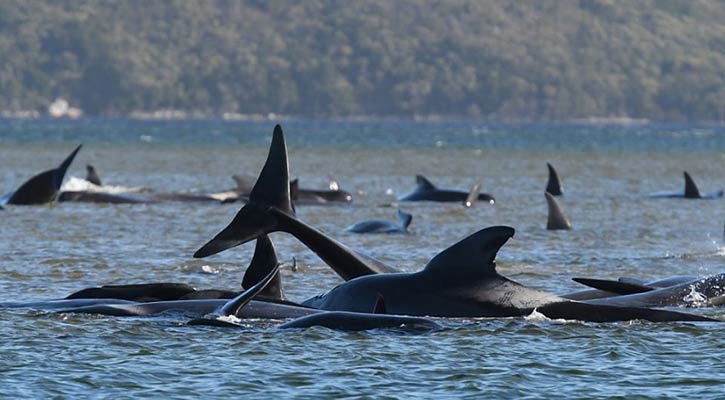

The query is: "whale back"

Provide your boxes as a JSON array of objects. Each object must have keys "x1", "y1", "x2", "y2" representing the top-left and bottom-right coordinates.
[{"x1": 8, "y1": 144, "x2": 82, "y2": 205}]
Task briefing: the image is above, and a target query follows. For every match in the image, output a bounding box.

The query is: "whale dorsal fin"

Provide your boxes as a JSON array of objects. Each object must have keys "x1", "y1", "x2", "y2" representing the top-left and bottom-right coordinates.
[
  {"x1": 545, "y1": 163, "x2": 563, "y2": 196},
  {"x1": 289, "y1": 178, "x2": 300, "y2": 200},
  {"x1": 545, "y1": 192, "x2": 572, "y2": 230},
  {"x1": 219, "y1": 263, "x2": 280, "y2": 317},
  {"x1": 85, "y1": 164, "x2": 102, "y2": 186},
  {"x1": 8, "y1": 144, "x2": 82, "y2": 205},
  {"x1": 248, "y1": 125, "x2": 294, "y2": 213},
  {"x1": 683, "y1": 171, "x2": 702, "y2": 198},
  {"x1": 415, "y1": 175, "x2": 436, "y2": 191},
  {"x1": 463, "y1": 183, "x2": 480, "y2": 208},
  {"x1": 423, "y1": 226, "x2": 515, "y2": 279},
  {"x1": 397, "y1": 209, "x2": 413, "y2": 231},
  {"x1": 373, "y1": 294, "x2": 387, "y2": 314},
  {"x1": 232, "y1": 174, "x2": 255, "y2": 193},
  {"x1": 572, "y1": 278, "x2": 655, "y2": 295},
  {"x1": 241, "y1": 235, "x2": 285, "y2": 301}
]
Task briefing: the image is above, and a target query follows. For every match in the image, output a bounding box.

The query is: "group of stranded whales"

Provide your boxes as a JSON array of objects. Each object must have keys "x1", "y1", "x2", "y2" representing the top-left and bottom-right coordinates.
[{"x1": 2, "y1": 125, "x2": 724, "y2": 331}]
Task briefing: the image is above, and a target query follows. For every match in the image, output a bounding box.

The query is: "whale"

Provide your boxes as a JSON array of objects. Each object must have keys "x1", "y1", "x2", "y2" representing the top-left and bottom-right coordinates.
[
  {"x1": 63, "y1": 235, "x2": 286, "y2": 303},
  {"x1": 3, "y1": 145, "x2": 82, "y2": 205},
  {"x1": 398, "y1": 175, "x2": 494, "y2": 204},
  {"x1": 545, "y1": 192, "x2": 572, "y2": 230},
  {"x1": 575, "y1": 273, "x2": 725, "y2": 308},
  {"x1": 232, "y1": 174, "x2": 353, "y2": 206},
  {"x1": 188, "y1": 267, "x2": 439, "y2": 332},
  {"x1": 649, "y1": 171, "x2": 723, "y2": 199},
  {"x1": 346, "y1": 210, "x2": 412, "y2": 234},
  {"x1": 194, "y1": 125, "x2": 398, "y2": 281},
  {"x1": 299, "y1": 226, "x2": 716, "y2": 322},
  {"x1": 562, "y1": 275, "x2": 699, "y2": 301},
  {"x1": 545, "y1": 163, "x2": 563, "y2": 196}
]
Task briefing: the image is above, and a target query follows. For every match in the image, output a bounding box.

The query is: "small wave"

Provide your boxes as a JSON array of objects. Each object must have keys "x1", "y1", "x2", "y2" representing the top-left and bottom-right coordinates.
[{"x1": 62, "y1": 176, "x2": 146, "y2": 194}]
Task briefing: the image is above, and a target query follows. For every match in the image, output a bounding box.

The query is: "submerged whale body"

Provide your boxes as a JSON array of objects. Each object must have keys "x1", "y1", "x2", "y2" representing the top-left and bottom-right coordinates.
[
  {"x1": 346, "y1": 210, "x2": 413, "y2": 234},
  {"x1": 398, "y1": 175, "x2": 495, "y2": 204},
  {"x1": 5, "y1": 145, "x2": 82, "y2": 205},
  {"x1": 649, "y1": 171, "x2": 723, "y2": 199}
]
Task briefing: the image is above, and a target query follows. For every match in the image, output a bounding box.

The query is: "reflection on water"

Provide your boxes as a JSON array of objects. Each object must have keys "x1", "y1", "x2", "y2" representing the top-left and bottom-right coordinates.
[{"x1": 1, "y1": 120, "x2": 724, "y2": 397}]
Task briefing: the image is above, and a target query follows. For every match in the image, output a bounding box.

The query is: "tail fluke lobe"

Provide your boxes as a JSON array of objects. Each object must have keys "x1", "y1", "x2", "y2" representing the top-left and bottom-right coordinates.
[{"x1": 242, "y1": 235, "x2": 285, "y2": 301}]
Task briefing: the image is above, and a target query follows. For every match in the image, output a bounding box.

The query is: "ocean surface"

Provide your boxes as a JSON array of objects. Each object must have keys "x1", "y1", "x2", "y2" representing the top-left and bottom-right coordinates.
[{"x1": 1, "y1": 119, "x2": 724, "y2": 398}]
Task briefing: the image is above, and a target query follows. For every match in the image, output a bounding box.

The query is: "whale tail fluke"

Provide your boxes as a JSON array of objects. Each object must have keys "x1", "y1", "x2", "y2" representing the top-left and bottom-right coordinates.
[
  {"x1": 8, "y1": 144, "x2": 82, "y2": 205},
  {"x1": 194, "y1": 125, "x2": 294, "y2": 258},
  {"x1": 683, "y1": 171, "x2": 702, "y2": 199},
  {"x1": 241, "y1": 235, "x2": 285, "y2": 301},
  {"x1": 219, "y1": 263, "x2": 281, "y2": 318},
  {"x1": 545, "y1": 163, "x2": 563, "y2": 196},
  {"x1": 545, "y1": 192, "x2": 572, "y2": 230}
]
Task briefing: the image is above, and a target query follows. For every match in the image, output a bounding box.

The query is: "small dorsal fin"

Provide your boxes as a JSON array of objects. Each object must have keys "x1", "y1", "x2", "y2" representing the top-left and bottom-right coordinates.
[
  {"x1": 232, "y1": 174, "x2": 255, "y2": 193},
  {"x1": 423, "y1": 226, "x2": 514, "y2": 278},
  {"x1": 396, "y1": 209, "x2": 413, "y2": 231},
  {"x1": 545, "y1": 163, "x2": 563, "y2": 196},
  {"x1": 572, "y1": 278, "x2": 655, "y2": 295},
  {"x1": 85, "y1": 164, "x2": 102, "y2": 186},
  {"x1": 463, "y1": 183, "x2": 481, "y2": 208},
  {"x1": 248, "y1": 125, "x2": 294, "y2": 214},
  {"x1": 219, "y1": 263, "x2": 281, "y2": 317},
  {"x1": 289, "y1": 178, "x2": 300, "y2": 200},
  {"x1": 545, "y1": 192, "x2": 572, "y2": 230},
  {"x1": 373, "y1": 294, "x2": 387, "y2": 314},
  {"x1": 415, "y1": 175, "x2": 436, "y2": 190},
  {"x1": 683, "y1": 171, "x2": 702, "y2": 198},
  {"x1": 241, "y1": 235, "x2": 285, "y2": 301}
]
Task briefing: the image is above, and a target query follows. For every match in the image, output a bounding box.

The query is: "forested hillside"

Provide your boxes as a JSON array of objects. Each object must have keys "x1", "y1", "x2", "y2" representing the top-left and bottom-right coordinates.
[{"x1": 0, "y1": 0, "x2": 723, "y2": 121}]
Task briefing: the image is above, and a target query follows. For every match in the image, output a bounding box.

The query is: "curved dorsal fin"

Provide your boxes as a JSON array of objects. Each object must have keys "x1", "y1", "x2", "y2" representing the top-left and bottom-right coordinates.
[
  {"x1": 683, "y1": 171, "x2": 702, "y2": 198},
  {"x1": 241, "y1": 235, "x2": 285, "y2": 301},
  {"x1": 219, "y1": 263, "x2": 280, "y2": 317},
  {"x1": 373, "y1": 294, "x2": 387, "y2": 314},
  {"x1": 545, "y1": 163, "x2": 563, "y2": 196},
  {"x1": 423, "y1": 226, "x2": 514, "y2": 279},
  {"x1": 463, "y1": 183, "x2": 481, "y2": 208},
  {"x1": 396, "y1": 209, "x2": 413, "y2": 231},
  {"x1": 85, "y1": 164, "x2": 102, "y2": 186},
  {"x1": 289, "y1": 178, "x2": 300, "y2": 200},
  {"x1": 415, "y1": 175, "x2": 436, "y2": 191},
  {"x1": 572, "y1": 278, "x2": 655, "y2": 295},
  {"x1": 545, "y1": 192, "x2": 572, "y2": 230},
  {"x1": 249, "y1": 125, "x2": 294, "y2": 214}
]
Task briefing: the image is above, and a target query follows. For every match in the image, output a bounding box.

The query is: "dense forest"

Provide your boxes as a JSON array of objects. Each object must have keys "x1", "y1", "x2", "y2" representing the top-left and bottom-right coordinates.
[{"x1": 0, "y1": 0, "x2": 723, "y2": 121}]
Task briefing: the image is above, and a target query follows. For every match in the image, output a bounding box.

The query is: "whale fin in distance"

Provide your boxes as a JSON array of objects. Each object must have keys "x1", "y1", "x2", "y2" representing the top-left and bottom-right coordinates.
[
  {"x1": 545, "y1": 163, "x2": 563, "y2": 196},
  {"x1": 683, "y1": 171, "x2": 702, "y2": 199},
  {"x1": 8, "y1": 144, "x2": 82, "y2": 205},
  {"x1": 545, "y1": 192, "x2": 572, "y2": 230}
]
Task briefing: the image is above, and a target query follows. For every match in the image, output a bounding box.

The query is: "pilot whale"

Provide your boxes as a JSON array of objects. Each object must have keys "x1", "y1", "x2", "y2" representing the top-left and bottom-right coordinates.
[
  {"x1": 194, "y1": 125, "x2": 717, "y2": 323},
  {"x1": 650, "y1": 171, "x2": 723, "y2": 199},
  {"x1": 346, "y1": 210, "x2": 413, "y2": 234},
  {"x1": 398, "y1": 175, "x2": 495, "y2": 204},
  {"x1": 189, "y1": 266, "x2": 439, "y2": 332},
  {"x1": 3, "y1": 144, "x2": 82, "y2": 205}
]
